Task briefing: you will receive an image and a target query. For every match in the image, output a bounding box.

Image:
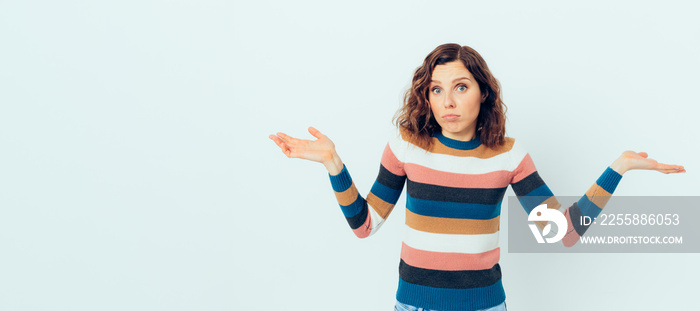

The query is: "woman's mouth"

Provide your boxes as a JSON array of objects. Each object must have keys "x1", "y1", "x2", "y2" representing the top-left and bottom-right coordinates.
[{"x1": 442, "y1": 114, "x2": 459, "y2": 121}]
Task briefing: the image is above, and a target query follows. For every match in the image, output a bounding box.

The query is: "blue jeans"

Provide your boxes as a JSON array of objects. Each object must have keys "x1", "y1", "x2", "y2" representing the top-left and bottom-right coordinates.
[{"x1": 394, "y1": 300, "x2": 507, "y2": 311}]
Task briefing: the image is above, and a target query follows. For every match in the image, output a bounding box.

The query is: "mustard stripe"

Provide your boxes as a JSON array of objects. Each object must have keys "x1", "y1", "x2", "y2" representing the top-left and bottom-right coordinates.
[
  {"x1": 367, "y1": 192, "x2": 395, "y2": 219},
  {"x1": 334, "y1": 182, "x2": 359, "y2": 207},
  {"x1": 585, "y1": 184, "x2": 613, "y2": 210},
  {"x1": 406, "y1": 209, "x2": 499, "y2": 235}
]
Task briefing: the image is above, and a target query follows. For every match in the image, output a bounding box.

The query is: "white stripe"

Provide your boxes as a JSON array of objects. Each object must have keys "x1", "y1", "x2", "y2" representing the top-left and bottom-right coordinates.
[
  {"x1": 403, "y1": 146, "x2": 517, "y2": 174},
  {"x1": 390, "y1": 136, "x2": 532, "y2": 175},
  {"x1": 367, "y1": 205, "x2": 386, "y2": 237},
  {"x1": 402, "y1": 226, "x2": 500, "y2": 254},
  {"x1": 508, "y1": 139, "x2": 529, "y2": 165},
  {"x1": 388, "y1": 133, "x2": 409, "y2": 163}
]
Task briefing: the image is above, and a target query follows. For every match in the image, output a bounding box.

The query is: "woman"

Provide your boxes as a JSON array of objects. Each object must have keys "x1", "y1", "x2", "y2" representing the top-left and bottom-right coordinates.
[{"x1": 269, "y1": 43, "x2": 685, "y2": 311}]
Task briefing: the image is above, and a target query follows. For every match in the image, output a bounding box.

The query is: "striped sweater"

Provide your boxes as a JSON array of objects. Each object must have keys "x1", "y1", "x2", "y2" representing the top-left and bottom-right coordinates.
[{"x1": 328, "y1": 131, "x2": 622, "y2": 311}]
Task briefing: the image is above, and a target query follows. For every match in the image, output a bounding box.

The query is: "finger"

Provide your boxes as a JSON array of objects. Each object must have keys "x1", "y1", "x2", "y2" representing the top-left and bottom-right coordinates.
[
  {"x1": 308, "y1": 126, "x2": 325, "y2": 139},
  {"x1": 277, "y1": 132, "x2": 300, "y2": 144},
  {"x1": 657, "y1": 169, "x2": 683, "y2": 174},
  {"x1": 269, "y1": 135, "x2": 289, "y2": 148},
  {"x1": 638, "y1": 152, "x2": 648, "y2": 158},
  {"x1": 271, "y1": 134, "x2": 288, "y2": 145},
  {"x1": 269, "y1": 135, "x2": 284, "y2": 146},
  {"x1": 654, "y1": 163, "x2": 684, "y2": 170},
  {"x1": 269, "y1": 135, "x2": 293, "y2": 155},
  {"x1": 654, "y1": 165, "x2": 685, "y2": 173}
]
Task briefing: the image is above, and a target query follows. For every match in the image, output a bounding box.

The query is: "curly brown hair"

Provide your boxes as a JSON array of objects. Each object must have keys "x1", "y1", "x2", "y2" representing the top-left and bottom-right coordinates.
[{"x1": 393, "y1": 43, "x2": 507, "y2": 149}]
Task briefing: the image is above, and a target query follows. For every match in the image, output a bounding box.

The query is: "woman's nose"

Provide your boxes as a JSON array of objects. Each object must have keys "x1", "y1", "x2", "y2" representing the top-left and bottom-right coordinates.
[{"x1": 443, "y1": 94, "x2": 456, "y2": 108}]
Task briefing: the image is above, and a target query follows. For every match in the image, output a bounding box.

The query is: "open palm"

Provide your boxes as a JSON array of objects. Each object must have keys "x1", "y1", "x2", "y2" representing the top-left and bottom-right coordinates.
[
  {"x1": 269, "y1": 127, "x2": 336, "y2": 164},
  {"x1": 618, "y1": 151, "x2": 685, "y2": 174}
]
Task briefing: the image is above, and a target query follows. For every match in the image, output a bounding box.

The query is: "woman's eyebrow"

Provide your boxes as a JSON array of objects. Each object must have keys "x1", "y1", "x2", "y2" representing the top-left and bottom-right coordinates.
[{"x1": 430, "y1": 77, "x2": 471, "y2": 84}]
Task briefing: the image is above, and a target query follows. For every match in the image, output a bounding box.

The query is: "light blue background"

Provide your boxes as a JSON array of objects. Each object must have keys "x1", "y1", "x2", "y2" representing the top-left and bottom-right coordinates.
[{"x1": 1, "y1": 0, "x2": 698, "y2": 310}]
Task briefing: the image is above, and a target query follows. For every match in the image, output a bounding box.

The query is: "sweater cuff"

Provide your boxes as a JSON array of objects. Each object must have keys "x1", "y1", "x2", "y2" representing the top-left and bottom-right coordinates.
[
  {"x1": 597, "y1": 167, "x2": 623, "y2": 194},
  {"x1": 329, "y1": 164, "x2": 353, "y2": 192}
]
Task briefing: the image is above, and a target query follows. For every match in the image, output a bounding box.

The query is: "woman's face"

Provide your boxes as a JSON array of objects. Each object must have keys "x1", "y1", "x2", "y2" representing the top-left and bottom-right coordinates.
[{"x1": 428, "y1": 60, "x2": 483, "y2": 141}]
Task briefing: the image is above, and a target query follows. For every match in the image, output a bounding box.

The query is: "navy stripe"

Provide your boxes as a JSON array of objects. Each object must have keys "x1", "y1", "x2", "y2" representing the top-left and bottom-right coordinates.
[
  {"x1": 526, "y1": 184, "x2": 554, "y2": 197},
  {"x1": 568, "y1": 202, "x2": 590, "y2": 237},
  {"x1": 406, "y1": 192, "x2": 500, "y2": 219},
  {"x1": 577, "y1": 194, "x2": 602, "y2": 219},
  {"x1": 345, "y1": 203, "x2": 368, "y2": 229},
  {"x1": 376, "y1": 164, "x2": 406, "y2": 190},
  {"x1": 399, "y1": 260, "x2": 501, "y2": 289},
  {"x1": 406, "y1": 180, "x2": 507, "y2": 205},
  {"x1": 516, "y1": 185, "x2": 555, "y2": 214},
  {"x1": 510, "y1": 171, "x2": 545, "y2": 197}
]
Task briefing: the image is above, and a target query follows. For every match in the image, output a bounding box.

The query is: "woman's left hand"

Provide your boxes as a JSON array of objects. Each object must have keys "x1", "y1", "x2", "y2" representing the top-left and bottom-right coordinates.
[{"x1": 610, "y1": 151, "x2": 686, "y2": 175}]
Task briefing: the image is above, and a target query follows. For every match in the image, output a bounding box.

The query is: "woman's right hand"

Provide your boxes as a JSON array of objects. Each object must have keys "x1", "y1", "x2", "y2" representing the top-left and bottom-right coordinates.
[{"x1": 269, "y1": 127, "x2": 344, "y2": 175}]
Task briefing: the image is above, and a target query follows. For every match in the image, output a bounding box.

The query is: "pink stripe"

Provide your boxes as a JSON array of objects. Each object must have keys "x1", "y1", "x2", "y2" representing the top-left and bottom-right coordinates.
[
  {"x1": 400, "y1": 242, "x2": 500, "y2": 271},
  {"x1": 352, "y1": 211, "x2": 372, "y2": 239},
  {"x1": 510, "y1": 153, "x2": 537, "y2": 183},
  {"x1": 381, "y1": 143, "x2": 405, "y2": 176},
  {"x1": 404, "y1": 163, "x2": 511, "y2": 188},
  {"x1": 562, "y1": 208, "x2": 581, "y2": 247}
]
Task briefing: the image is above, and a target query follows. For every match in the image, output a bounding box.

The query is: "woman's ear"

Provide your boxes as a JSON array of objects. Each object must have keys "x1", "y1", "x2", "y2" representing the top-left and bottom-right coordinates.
[{"x1": 481, "y1": 91, "x2": 488, "y2": 103}]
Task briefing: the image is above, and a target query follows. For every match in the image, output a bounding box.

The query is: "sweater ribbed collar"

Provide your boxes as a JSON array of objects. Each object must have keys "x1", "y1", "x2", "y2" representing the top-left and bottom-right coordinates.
[{"x1": 433, "y1": 132, "x2": 482, "y2": 150}]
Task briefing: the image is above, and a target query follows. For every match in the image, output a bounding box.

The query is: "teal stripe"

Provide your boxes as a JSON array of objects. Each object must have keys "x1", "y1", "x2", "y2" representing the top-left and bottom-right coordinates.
[
  {"x1": 397, "y1": 277, "x2": 505, "y2": 311},
  {"x1": 370, "y1": 180, "x2": 402, "y2": 205},
  {"x1": 339, "y1": 195, "x2": 366, "y2": 218},
  {"x1": 577, "y1": 194, "x2": 602, "y2": 219},
  {"x1": 406, "y1": 192, "x2": 501, "y2": 220},
  {"x1": 596, "y1": 167, "x2": 622, "y2": 193},
  {"x1": 433, "y1": 132, "x2": 482, "y2": 150},
  {"x1": 517, "y1": 184, "x2": 554, "y2": 214},
  {"x1": 329, "y1": 164, "x2": 352, "y2": 192}
]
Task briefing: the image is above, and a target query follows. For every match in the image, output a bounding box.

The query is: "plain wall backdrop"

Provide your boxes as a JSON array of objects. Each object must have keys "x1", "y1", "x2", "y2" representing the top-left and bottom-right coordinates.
[{"x1": 1, "y1": 0, "x2": 699, "y2": 310}]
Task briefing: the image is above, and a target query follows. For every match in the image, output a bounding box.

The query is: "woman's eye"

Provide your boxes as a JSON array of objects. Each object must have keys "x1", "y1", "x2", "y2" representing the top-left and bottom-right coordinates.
[
  {"x1": 432, "y1": 88, "x2": 441, "y2": 94},
  {"x1": 457, "y1": 85, "x2": 467, "y2": 91}
]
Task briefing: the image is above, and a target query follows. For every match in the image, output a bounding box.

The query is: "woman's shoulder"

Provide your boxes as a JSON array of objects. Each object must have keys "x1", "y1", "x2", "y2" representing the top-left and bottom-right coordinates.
[
  {"x1": 395, "y1": 127, "x2": 421, "y2": 149},
  {"x1": 386, "y1": 128, "x2": 414, "y2": 152},
  {"x1": 500, "y1": 136, "x2": 530, "y2": 162},
  {"x1": 484, "y1": 136, "x2": 518, "y2": 153}
]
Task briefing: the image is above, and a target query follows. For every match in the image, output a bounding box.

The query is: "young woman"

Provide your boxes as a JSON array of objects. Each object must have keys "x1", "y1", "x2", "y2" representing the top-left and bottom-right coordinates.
[{"x1": 269, "y1": 43, "x2": 685, "y2": 311}]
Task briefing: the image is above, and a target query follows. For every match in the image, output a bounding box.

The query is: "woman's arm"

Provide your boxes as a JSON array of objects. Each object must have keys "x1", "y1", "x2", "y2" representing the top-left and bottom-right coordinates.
[
  {"x1": 566, "y1": 151, "x2": 684, "y2": 246},
  {"x1": 270, "y1": 127, "x2": 407, "y2": 238},
  {"x1": 510, "y1": 147, "x2": 685, "y2": 247}
]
